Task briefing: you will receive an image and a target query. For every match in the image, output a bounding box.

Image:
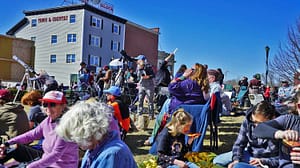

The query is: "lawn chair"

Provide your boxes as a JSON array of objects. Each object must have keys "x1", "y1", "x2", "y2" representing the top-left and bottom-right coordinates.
[
  {"x1": 208, "y1": 92, "x2": 222, "y2": 151},
  {"x1": 179, "y1": 92, "x2": 222, "y2": 152},
  {"x1": 178, "y1": 102, "x2": 210, "y2": 152}
]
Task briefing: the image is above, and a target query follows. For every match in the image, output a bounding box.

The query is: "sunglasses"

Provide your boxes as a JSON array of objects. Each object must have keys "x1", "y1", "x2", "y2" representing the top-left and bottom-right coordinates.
[{"x1": 42, "y1": 102, "x2": 58, "y2": 108}]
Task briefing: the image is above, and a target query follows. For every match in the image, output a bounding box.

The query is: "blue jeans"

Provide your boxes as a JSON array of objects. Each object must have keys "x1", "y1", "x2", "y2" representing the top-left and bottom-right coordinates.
[
  {"x1": 213, "y1": 151, "x2": 252, "y2": 167},
  {"x1": 167, "y1": 162, "x2": 199, "y2": 168}
]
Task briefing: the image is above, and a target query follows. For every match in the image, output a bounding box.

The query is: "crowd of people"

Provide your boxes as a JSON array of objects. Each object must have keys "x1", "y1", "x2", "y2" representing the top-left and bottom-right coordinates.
[{"x1": 0, "y1": 51, "x2": 299, "y2": 168}]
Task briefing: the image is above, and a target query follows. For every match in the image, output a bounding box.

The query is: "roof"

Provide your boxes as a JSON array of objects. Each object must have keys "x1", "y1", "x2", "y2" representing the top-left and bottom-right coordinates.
[
  {"x1": 126, "y1": 21, "x2": 160, "y2": 35},
  {"x1": 6, "y1": 18, "x2": 29, "y2": 35},
  {"x1": 6, "y1": 3, "x2": 127, "y2": 35}
]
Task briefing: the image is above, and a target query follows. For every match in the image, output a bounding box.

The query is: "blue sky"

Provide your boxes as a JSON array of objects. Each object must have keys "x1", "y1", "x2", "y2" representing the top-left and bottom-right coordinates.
[{"x1": 1, "y1": 0, "x2": 300, "y2": 81}]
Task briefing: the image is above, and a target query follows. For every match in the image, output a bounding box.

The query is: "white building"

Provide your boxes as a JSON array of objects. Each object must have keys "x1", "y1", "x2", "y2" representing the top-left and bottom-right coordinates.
[{"x1": 7, "y1": 3, "x2": 127, "y2": 85}]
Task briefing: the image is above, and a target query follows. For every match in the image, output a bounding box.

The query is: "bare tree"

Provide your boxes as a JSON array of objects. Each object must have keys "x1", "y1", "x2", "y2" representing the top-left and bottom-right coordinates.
[{"x1": 270, "y1": 18, "x2": 300, "y2": 83}]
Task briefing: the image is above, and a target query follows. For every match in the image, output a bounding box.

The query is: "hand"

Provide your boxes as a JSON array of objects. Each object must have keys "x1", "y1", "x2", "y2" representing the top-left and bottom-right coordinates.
[
  {"x1": 0, "y1": 144, "x2": 6, "y2": 159},
  {"x1": 182, "y1": 69, "x2": 193, "y2": 78},
  {"x1": 291, "y1": 147, "x2": 300, "y2": 165},
  {"x1": 187, "y1": 133, "x2": 200, "y2": 145},
  {"x1": 275, "y1": 130, "x2": 299, "y2": 141},
  {"x1": 249, "y1": 158, "x2": 261, "y2": 166},
  {"x1": 142, "y1": 75, "x2": 149, "y2": 79},
  {"x1": 228, "y1": 160, "x2": 239, "y2": 168},
  {"x1": 173, "y1": 159, "x2": 188, "y2": 168}
]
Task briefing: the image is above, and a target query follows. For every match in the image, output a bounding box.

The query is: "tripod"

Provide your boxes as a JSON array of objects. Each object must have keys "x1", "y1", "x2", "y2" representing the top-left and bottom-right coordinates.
[{"x1": 13, "y1": 69, "x2": 32, "y2": 103}]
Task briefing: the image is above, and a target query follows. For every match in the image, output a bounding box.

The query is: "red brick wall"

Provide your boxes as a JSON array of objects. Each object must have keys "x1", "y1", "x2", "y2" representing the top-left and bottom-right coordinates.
[{"x1": 124, "y1": 23, "x2": 159, "y2": 71}]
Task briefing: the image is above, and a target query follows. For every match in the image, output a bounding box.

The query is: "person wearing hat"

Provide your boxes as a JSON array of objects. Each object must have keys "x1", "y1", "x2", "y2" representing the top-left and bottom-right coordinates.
[
  {"x1": 104, "y1": 86, "x2": 130, "y2": 140},
  {"x1": 0, "y1": 91, "x2": 79, "y2": 168},
  {"x1": 248, "y1": 74, "x2": 262, "y2": 94},
  {"x1": 136, "y1": 56, "x2": 156, "y2": 130},
  {"x1": 0, "y1": 89, "x2": 30, "y2": 139},
  {"x1": 277, "y1": 80, "x2": 293, "y2": 103}
]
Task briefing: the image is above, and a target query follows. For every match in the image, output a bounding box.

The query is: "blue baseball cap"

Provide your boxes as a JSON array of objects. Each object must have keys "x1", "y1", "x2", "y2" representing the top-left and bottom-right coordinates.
[
  {"x1": 135, "y1": 55, "x2": 146, "y2": 61},
  {"x1": 103, "y1": 86, "x2": 121, "y2": 97}
]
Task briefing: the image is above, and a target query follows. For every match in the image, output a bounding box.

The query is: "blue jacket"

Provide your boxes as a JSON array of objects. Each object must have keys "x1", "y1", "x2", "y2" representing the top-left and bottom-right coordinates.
[{"x1": 81, "y1": 130, "x2": 137, "y2": 168}]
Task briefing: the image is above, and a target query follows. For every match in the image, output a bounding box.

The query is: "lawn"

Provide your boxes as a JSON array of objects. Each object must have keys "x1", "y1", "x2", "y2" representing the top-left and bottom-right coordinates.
[{"x1": 125, "y1": 113, "x2": 245, "y2": 166}]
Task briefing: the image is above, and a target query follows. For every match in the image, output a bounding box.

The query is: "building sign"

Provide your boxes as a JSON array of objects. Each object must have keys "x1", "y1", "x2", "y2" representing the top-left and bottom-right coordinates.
[
  {"x1": 100, "y1": 2, "x2": 114, "y2": 14},
  {"x1": 38, "y1": 16, "x2": 68, "y2": 23}
]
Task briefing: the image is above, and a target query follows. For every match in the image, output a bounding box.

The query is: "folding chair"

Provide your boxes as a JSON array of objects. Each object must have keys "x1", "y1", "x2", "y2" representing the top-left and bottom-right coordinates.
[{"x1": 208, "y1": 92, "x2": 222, "y2": 151}]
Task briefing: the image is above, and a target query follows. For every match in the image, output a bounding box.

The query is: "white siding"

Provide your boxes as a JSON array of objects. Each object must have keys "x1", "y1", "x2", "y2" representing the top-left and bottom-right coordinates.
[
  {"x1": 82, "y1": 10, "x2": 125, "y2": 67},
  {"x1": 15, "y1": 10, "x2": 84, "y2": 85}
]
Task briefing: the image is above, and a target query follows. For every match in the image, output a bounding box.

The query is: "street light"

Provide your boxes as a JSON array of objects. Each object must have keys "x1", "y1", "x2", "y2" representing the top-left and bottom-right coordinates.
[{"x1": 265, "y1": 46, "x2": 270, "y2": 85}]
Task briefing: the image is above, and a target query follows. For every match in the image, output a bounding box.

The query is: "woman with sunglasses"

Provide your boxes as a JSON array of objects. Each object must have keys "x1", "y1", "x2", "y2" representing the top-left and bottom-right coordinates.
[
  {"x1": 247, "y1": 89, "x2": 300, "y2": 168},
  {"x1": 0, "y1": 91, "x2": 79, "y2": 168}
]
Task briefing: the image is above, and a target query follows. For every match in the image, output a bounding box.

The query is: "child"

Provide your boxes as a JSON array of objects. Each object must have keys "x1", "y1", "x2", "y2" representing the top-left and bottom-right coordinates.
[
  {"x1": 253, "y1": 89, "x2": 300, "y2": 168},
  {"x1": 213, "y1": 101, "x2": 280, "y2": 168},
  {"x1": 156, "y1": 108, "x2": 199, "y2": 168}
]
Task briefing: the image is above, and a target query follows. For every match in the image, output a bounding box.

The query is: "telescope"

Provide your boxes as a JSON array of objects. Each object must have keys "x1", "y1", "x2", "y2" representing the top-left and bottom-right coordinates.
[{"x1": 12, "y1": 55, "x2": 37, "y2": 75}]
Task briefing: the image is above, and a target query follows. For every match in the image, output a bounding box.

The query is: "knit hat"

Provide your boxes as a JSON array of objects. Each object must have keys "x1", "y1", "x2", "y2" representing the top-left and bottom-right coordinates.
[
  {"x1": 0, "y1": 89, "x2": 11, "y2": 101},
  {"x1": 39, "y1": 91, "x2": 67, "y2": 104}
]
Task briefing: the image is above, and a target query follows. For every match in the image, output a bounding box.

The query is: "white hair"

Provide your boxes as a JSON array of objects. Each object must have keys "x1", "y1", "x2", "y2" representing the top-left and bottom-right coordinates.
[{"x1": 56, "y1": 101, "x2": 114, "y2": 147}]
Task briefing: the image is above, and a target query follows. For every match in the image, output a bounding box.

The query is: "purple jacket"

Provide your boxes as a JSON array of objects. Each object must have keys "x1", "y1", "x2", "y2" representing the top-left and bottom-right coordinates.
[
  {"x1": 8, "y1": 116, "x2": 79, "y2": 168},
  {"x1": 168, "y1": 79, "x2": 207, "y2": 114}
]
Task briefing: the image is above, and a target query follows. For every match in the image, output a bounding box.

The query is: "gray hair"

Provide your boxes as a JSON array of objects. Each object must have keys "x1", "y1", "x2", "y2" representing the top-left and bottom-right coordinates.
[{"x1": 56, "y1": 101, "x2": 114, "y2": 147}]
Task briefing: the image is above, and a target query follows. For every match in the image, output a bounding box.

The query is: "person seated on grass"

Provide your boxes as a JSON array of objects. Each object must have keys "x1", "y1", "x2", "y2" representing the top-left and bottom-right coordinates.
[
  {"x1": 251, "y1": 89, "x2": 300, "y2": 168},
  {"x1": 144, "y1": 63, "x2": 210, "y2": 146},
  {"x1": 21, "y1": 90, "x2": 46, "y2": 129},
  {"x1": 55, "y1": 101, "x2": 138, "y2": 168},
  {"x1": 0, "y1": 91, "x2": 79, "y2": 168},
  {"x1": 156, "y1": 108, "x2": 199, "y2": 168},
  {"x1": 0, "y1": 89, "x2": 29, "y2": 139},
  {"x1": 213, "y1": 101, "x2": 280, "y2": 168},
  {"x1": 103, "y1": 86, "x2": 130, "y2": 141}
]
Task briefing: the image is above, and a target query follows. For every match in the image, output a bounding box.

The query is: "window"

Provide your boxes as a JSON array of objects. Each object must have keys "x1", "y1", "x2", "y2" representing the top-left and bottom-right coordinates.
[
  {"x1": 111, "y1": 40, "x2": 119, "y2": 51},
  {"x1": 91, "y1": 16, "x2": 102, "y2": 29},
  {"x1": 89, "y1": 55, "x2": 99, "y2": 66},
  {"x1": 66, "y1": 54, "x2": 76, "y2": 63},
  {"x1": 31, "y1": 37, "x2": 36, "y2": 41},
  {"x1": 69, "y1": 15, "x2": 76, "y2": 23},
  {"x1": 31, "y1": 19, "x2": 37, "y2": 27},
  {"x1": 51, "y1": 35, "x2": 57, "y2": 44},
  {"x1": 90, "y1": 35, "x2": 100, "y2": 47},
  {"x1": 67, "y1": 34, "x2": 76, "y2": 43},
  {"x1": 50, "y1": 55, "x2": 56, "y2": 63},
  {"x1": 112, "y1": 23, "x2": 120, "y2": 34}
]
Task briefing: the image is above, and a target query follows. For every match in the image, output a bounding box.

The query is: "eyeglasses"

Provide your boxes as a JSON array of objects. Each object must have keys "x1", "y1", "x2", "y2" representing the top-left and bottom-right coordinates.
[{"x1": 42, "y1": 102, "x2": 57, "y2": 108}]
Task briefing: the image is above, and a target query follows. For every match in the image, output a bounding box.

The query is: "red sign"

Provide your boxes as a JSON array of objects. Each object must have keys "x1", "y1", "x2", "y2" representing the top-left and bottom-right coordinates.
[{"x1": 38, "y1": 16, "x2": 68, "y2": 23}]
